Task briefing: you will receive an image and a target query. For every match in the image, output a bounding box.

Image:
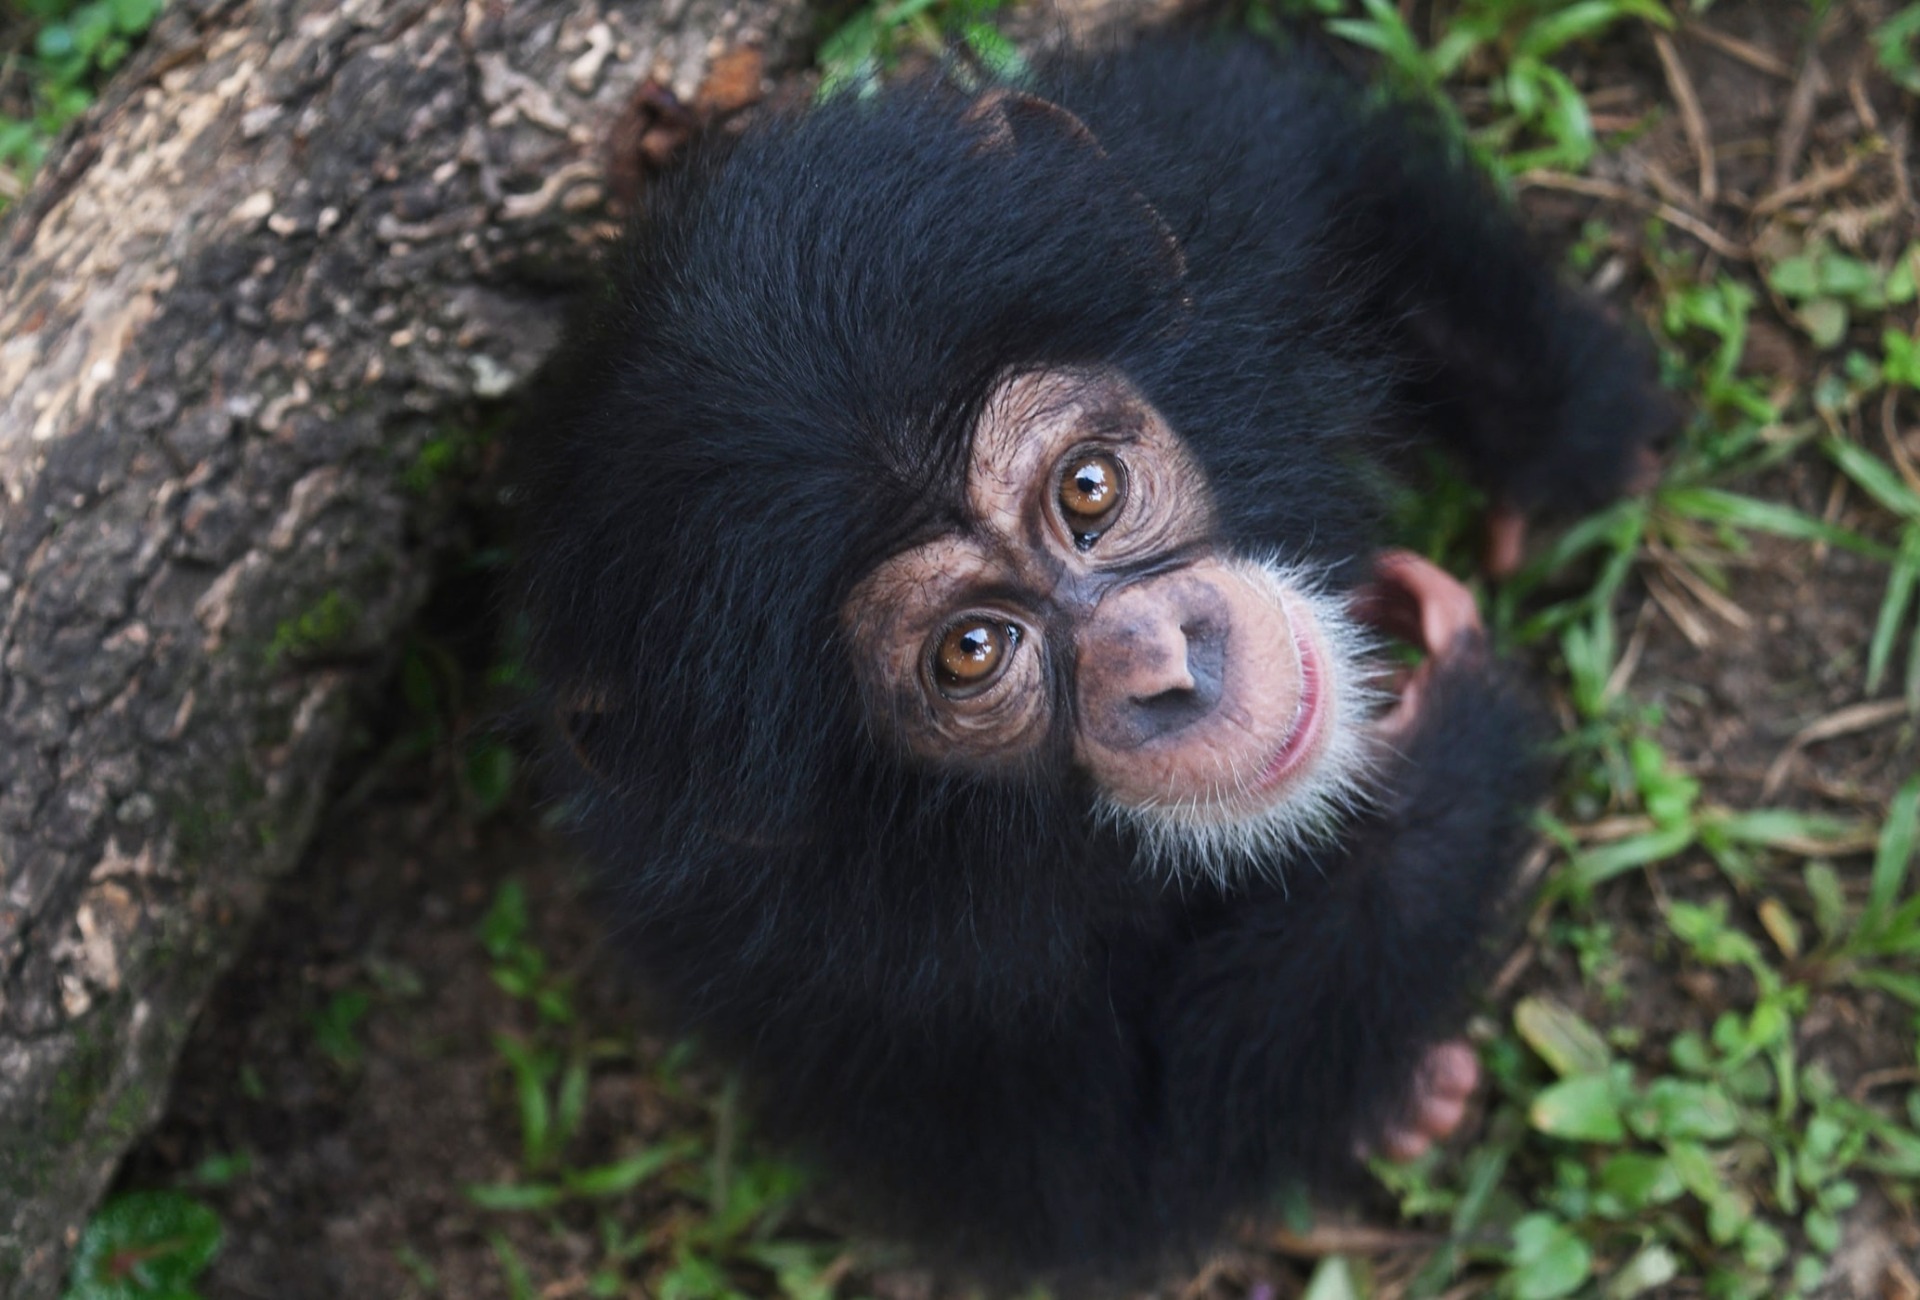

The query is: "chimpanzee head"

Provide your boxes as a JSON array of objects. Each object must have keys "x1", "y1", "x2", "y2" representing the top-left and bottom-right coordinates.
[{"x1": 522, "y1": 75, "x2": 1396, "y2": 914}]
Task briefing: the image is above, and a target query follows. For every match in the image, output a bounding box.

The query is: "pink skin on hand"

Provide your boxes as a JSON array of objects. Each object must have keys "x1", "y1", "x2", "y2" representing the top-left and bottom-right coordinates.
[
  {"x1": 1378, "y1": 1041, "x2": 1481, "y2": 1161},
  {"x1": 1348, "y1": 549, "x2": 1484, "y2": 744},
  {"x1": 1345, "y1": 550, "x2": 1489, "y2": 1161}
]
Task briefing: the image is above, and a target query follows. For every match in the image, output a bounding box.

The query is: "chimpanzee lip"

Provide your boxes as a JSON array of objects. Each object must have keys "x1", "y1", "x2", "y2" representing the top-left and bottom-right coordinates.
[{"x1": 1251, "y1": 617, "x2": 1325, "y2": 796}]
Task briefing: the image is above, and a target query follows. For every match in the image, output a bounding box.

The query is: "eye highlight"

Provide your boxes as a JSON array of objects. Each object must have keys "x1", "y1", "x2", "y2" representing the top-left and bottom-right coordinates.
[
  {"x1": 932, "y1": 617, "x2": 1020, "y2": 697},
  {"x1": 1059, "y1": 451, "x2": 1125, "y2": 542}
]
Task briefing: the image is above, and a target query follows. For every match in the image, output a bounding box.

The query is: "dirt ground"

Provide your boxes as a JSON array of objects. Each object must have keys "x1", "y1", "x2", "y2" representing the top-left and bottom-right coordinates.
[{"x1": 118, "y1": 4, "x2": 1918, "y2": 1298}]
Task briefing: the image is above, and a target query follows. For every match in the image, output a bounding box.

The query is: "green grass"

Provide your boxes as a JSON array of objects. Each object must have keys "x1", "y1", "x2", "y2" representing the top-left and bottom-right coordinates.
[
  {"x1": 1303, "y1": 2, "x2": 1920, "y2": 1297},
  {"x1": 469, "y1": 881, "x2": 846, "y2": 1300}
]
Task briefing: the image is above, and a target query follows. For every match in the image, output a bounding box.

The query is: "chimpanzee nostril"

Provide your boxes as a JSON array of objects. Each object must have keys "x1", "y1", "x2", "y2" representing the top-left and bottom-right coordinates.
[
  {"x1": 1079, "y1": 576, "x2": 1235, "y2": 750},
  {"x1": 1121, "y1": 622, "x2": 1227, "y2": 741}
]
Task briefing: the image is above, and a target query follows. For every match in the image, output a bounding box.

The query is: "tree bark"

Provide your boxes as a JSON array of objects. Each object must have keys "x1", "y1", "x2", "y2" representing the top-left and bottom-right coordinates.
[{"x1": 0, "y1": 0, "x2": 823, "y2": 1291}]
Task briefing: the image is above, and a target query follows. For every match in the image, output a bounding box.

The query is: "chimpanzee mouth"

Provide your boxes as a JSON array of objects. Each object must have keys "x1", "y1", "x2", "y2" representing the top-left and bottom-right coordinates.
[
  {"x1": 1098, "y1": 560, "x2": 1384, "y2": 888},
  {"x1": 1250, "y1": 611, "x2": 1326, "y2": 797}
]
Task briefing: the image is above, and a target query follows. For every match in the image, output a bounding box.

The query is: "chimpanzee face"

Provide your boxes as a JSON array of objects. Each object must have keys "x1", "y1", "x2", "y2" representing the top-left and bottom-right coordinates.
[{"x1": 844, "y1": 366, "x2": 1379, "y2": 875}]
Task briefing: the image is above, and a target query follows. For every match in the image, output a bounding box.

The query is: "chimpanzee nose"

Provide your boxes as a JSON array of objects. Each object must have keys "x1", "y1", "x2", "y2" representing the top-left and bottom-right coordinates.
[{"x1": 1078, "y1": 575, "x2": 1229, "y2": 750}]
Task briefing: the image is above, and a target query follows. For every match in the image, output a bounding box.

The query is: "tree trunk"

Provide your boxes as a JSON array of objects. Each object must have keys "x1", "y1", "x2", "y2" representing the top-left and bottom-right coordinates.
[{"x1": 0, "y1": 0, "x2": 823, "y2": 1290}]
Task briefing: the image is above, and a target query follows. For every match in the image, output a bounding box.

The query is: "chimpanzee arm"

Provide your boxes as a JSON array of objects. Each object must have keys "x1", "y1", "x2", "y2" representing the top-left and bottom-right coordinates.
[
  {"x1": 1326, "y1": 110, "x2": 1673, "y2": 514},
  {"x1": 1152, "y1": 655, "x2": 1546, "y2": 1197}
]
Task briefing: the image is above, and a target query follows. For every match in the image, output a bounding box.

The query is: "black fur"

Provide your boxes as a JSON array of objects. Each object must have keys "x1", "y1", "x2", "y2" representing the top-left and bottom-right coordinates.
[{"x1": 518, "y1": 35, "x2": 1663, "y2": 1283}]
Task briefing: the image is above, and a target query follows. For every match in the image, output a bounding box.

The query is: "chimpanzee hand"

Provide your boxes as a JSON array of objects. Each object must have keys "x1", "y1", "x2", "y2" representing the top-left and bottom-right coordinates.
[
  {"x1": 1345, "y1": 551, "x2": 1495, "y2": 1160},
  {"x1": 1349, "y1": 549, "x2": 1485, "y2": 742}
]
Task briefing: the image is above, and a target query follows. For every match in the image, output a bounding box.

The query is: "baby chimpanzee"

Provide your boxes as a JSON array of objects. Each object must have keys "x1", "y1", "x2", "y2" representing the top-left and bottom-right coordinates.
[{"x1": 520, "y1": 34, "x2": 1666, "y2": 1283}]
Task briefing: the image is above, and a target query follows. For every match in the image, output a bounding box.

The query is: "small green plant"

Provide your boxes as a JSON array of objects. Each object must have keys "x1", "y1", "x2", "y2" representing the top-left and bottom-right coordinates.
[
  {"x1": 1763, "y1": 238, "x2": 1919, "y2": 351},
  {"x1": 465, "y1": 880, "x2": 842, "y2": 1298},
  {"x1": 1875, "y1": 2, "x2": 1920, "y2": 95},
  {"x1": 477, "y1": 880, "x2": 574, "y2": 1024},
  {"x1": 265, "y1": 590, "x2": 361, "y2": 666},
  {"x1": 816, "y1": 0, "x2": 1024, "y2": 98},
  {"x1": 2, "y1": 0, "x2": 167, "y2": 207},
  {"x1": 63, "y1": 1190, "x2": 222, "y2": 1300},
  {"x1": 1309, "y1": 0, "x2": 1671, "y2": 175},
  {"x1": 308, "y1": 988, "x2": 371, "y2": 1071}
]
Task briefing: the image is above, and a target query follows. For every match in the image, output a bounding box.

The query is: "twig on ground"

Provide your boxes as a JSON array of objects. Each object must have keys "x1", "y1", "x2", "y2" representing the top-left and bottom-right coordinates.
[
  {"x1": 1852, "y1": 1066, "x2": 1920, "y2": 1100},
  {"x1": 1645, "y1": 569, "x2": 1716, "y2": 647},
  {"x1": 1517, "y1": 171, "x2": 1746, "y2": 258},
  {"x1": 1771, "y1": 51, "x2": 1830, "y2": 194},
  {"x1": 1604, "y1": 601, "x2": 1653, "y2": 703},
  {"x1": 1751, "y1": 155, "x2": 1864, "y2": 217},
  {"x1": 1576, "y1": 815, "x2": 1657, "y2": 843},
  {"x1": 1649, "y1": 546, "x2": 1753, "y2": 630},
  {"x1": 1761, "y1": 698, "x2": 1912, "y2": 798},
  {"x1": 1888, "y1": 119, "x2": 1915, "y2": 213},
  {"x1": 1655, "y1": 30, "x2": 1717, "y2": 205},
  {"x1": 1685, "y1": 23, "x2": 1793, "y2": 79},
  {"x1": 1642, "y1": 157, "x2": 1703, "y2": 213},
  {"x1": 1269, "y1": 1225, "x2": 1443, "y2": 1258},
  {"x1": 1488, "y1": 937, "x2": 1537, "y2": 1000}
]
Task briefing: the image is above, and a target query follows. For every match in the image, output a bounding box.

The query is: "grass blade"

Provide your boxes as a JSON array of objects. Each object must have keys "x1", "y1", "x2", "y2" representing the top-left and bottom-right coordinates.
[
  {"x1": 1662, "y1": 487, "x2": 1890, "y2": 559},
  {"x1": 1867, "y1": 527, "x2": 1920, "y2": 692},
  {"x1": 1865, "y1": 775, "x2": 1920, "y2": 933},
  {"x1": 1825, "y1": 437, "x2": 1920, "y2": 519}
]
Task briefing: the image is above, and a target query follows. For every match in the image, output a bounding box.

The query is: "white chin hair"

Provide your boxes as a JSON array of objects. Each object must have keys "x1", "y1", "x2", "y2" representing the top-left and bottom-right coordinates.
[{"x1": 1093, "y1": 558, "x2": 1385, "y2": 891}]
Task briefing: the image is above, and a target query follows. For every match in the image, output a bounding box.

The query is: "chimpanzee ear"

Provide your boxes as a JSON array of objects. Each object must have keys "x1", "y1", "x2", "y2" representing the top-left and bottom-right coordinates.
[{"x1": 964, "y1": 88, "x2": 1189, "y2": 297}]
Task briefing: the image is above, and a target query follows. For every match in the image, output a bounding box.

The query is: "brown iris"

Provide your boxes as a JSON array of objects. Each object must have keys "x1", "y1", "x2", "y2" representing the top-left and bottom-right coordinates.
[
  {"x1": 1059, "y1": 451, "x2": 1124, "y2": 538},
  {"x1": 933, "y1": 618, "x2": 1017, "y2": 696}
]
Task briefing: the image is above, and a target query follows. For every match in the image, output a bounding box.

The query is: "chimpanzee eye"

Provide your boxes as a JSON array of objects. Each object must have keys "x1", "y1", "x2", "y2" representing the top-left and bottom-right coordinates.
[
  {"x1": 1059, "y1": 451, "x2": 1125, "y2": 541},
  {"x1": 932, "y1": 618, "x2": 1020, "y2": 698}
]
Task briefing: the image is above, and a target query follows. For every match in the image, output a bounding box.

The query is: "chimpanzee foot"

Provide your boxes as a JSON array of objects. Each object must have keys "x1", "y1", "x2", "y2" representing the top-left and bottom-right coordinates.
[{"x1": 1378, "y1": 1039, "x2": 1480, "y2": 1162}]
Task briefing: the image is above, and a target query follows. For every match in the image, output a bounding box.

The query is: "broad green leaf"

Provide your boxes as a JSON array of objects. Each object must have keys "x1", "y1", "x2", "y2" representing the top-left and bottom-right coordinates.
[
  {"x1": 1514, "y1": 997, "x2": 1612, "y2": 1078},
  {"x1": 1885, "y1": 329, "x2": 1920, "y2": 386},
  {"x1": 1531, "y1": 1074, "x2": 1626, "y2": 1142},
  {"x1": 67, "y1": 1192, "x2": 222, "y2": 1300},
  {"x1": 1663, "y1": 1140, "x2": 1724, "y2": 1201},
  {"x1": 1596, "y1": 1152, "x2": 1684, "y2": 1211},
  {"x1": 1302, "y1": 1256, "x2": 1368, "y2": 1300},
  {"x1": 1602, "y1": 1244, "x2": 1679, "y2": 1299},
  {"x1": 1630, "y1": 1078, "x2": 1741, "y2": 1141},
  {"x1": 1668, "y1": 900, "x2": 1764, "y2": 968},
  {"x1": 1741, "y1": 1220, "x2": 1788, "y2": 1271},
  {"x1": 1768, "y1": 254, "x2": 1819, "y2": 298},
  {"x1": 1818, "y1": 252, "x2": 1882, "y2": 299},
  {"x1": 1798, "y1": 298, "x2": 1850, "y2": 349},
  {"x1": 1506, "y1": 1214, "x2": 1593, "y2": 1300}
]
